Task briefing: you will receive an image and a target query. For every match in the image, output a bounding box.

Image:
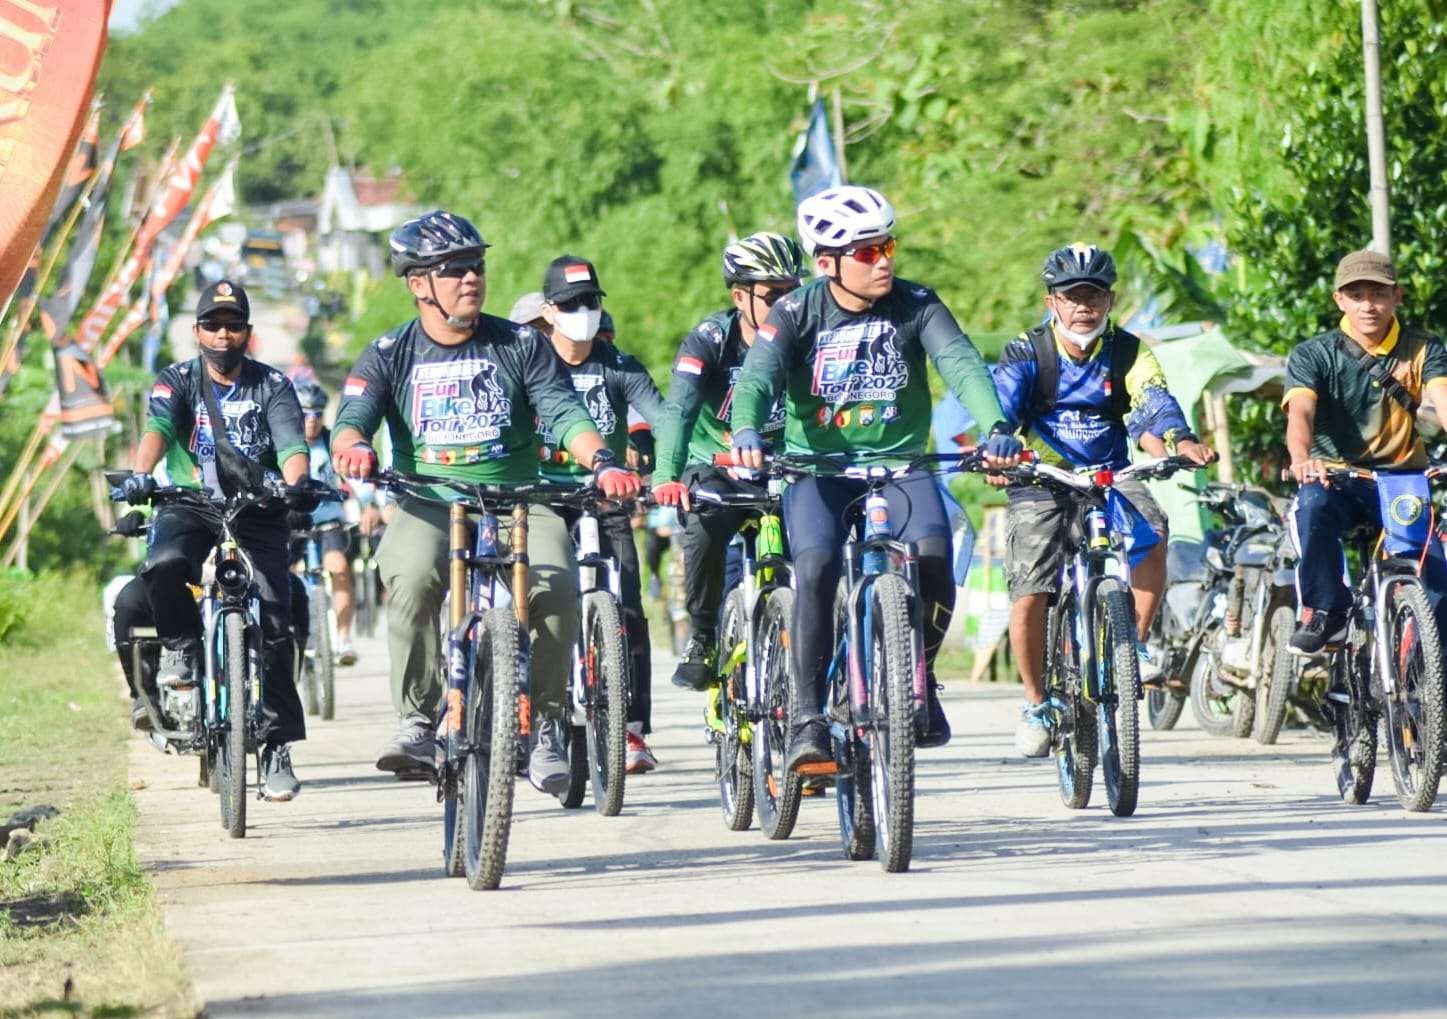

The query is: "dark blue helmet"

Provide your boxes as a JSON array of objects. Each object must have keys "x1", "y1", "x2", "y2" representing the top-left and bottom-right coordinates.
[
  {"x1": 295, "y1": 381, "x2": 328, "y2": 412},
  {"x1": 1041, "y1": 243, "x2": 1117, "y2": 291},
  {"x1": 389, "y1": 210, "x2": 489, "y2": 277}
]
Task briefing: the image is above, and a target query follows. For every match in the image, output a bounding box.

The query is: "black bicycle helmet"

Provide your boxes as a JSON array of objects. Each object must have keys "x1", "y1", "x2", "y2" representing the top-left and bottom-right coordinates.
[
  {"x1": 1041, "y1": 243, "x2": 1117, "y2": 290},
  {"x1": 295, "y1": 381, "x2": 328, "y2": 412},
  {"x1": 389, "y1": 210, "x2": 489, "y2": 277},
  {"x1": 722, "y1": 232, "x2": 808, "y2": 285}
]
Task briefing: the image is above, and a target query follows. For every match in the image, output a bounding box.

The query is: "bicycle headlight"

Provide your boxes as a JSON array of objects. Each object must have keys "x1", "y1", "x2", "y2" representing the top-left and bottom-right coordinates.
[{"x1": 216, "y1": 558, "x2": 249, "y2": 595}]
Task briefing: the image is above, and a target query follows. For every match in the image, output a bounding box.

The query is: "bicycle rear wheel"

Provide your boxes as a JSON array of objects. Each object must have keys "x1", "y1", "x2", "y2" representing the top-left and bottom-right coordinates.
[
  {"x1": 463, "y1": 608, "x2": 521, "y2": 890},
  {"x1": 218, "y1": 612, "x2": 248, "y2": 839},
  {"x1": 717, "y1": 589, "x2": 754, "y2": 831},
  {"x1": 753, "y1": 588, "x2": 803, "y2": 840},
  {"x1": 1095, "y1": 580, "x2": 1141, "y2": 817},
  {"x1": 865, "y1": 573, "x2": 915, "y2": 872},
  {"x1": 582, "y1": 591, "x2": 628, "y2": 816},
  {"x1": 1329, "y1": 645, "x2": 1377, "y2": 804},
  {"x1": 356, "y1": 560, "x2": 378, "y2": 639},
  {"x1": 1383, "y1": 584, "x2": 1445, "y2": 812}
]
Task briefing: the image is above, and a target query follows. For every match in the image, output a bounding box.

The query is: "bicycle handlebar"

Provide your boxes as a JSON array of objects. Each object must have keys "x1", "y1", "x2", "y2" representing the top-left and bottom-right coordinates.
[{"x1": 374, "y1": 469, "x2": 605, "y2": 510}]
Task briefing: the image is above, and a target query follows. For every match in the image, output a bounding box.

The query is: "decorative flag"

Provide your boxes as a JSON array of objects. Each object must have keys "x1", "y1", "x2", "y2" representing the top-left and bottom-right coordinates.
[
  {"x1": 789, "y1": 99, "x2": 843, "y2": 204},
  {"x1": 52, "y1": 338, "x2": 113, "y2": 438}
]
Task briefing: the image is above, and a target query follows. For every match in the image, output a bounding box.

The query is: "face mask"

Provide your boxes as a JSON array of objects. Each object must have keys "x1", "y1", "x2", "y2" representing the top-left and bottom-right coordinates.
[
  {"x1": 201, "y1": 343, "x2": 246, "y2": 374},
  {"x1": 555, "y1": 307, "x2": 601, "y2": 343},
  {"x1": 1054, "y1": 316, "x2": 1109, "y2": 350}
]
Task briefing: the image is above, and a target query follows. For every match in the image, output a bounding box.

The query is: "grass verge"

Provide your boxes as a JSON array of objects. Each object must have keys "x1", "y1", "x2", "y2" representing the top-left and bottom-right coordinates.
[{"x1": 0, "y1": 572, "x2": 196, "y2": 1017}]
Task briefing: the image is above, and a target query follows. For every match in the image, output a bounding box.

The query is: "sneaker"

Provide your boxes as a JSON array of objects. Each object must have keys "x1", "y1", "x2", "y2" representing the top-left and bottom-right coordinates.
[
  {"x1": 785, "y1": 716, "x2": 833, "y2": 773},
  {"x1": 1290, "y1": 609, "x2": 1347, "y2": 656},
  {"x1": 1138, "y1": 644, "x2": 1165, "y2": 688},
  {"x1": 648, "y1": 576, "x2": 662, "y2": 600},
  {"x1": 1014, "y1": 700, "x2": 1054, "y2": 758},
  {"x1": 157, "y1": 641, "x2": 197, "y2": 687},
  {"x1": 375, "y1": 715, "x2": 436, "y2": 774},
  {"x1": 625, "y1": 722, "x2": 657, "y2": 774},
  {"x1": 336, "y1": 637, "x2": 358, "y2": 667},
  {"x1": 528, "y1": 718, "x2": 571, "y2": 795},
  {"x1": 671, "y1": 629, "x2": 718, "y2": 690},
  {"x1": 260, "y1": 744, "x2": 300, "y2": 801},
  {"x1": 131, "y1": 696, "x2": 153, "y2": 732},
  {"x1": 917, "y1": 676, "x2": 952, "y2": 749}
]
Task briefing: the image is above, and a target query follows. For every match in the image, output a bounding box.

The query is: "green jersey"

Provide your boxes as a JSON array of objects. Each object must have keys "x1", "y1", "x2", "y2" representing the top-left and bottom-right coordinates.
[{"x1": 538, "y1": 340, "x2": 664, "y2": 482}]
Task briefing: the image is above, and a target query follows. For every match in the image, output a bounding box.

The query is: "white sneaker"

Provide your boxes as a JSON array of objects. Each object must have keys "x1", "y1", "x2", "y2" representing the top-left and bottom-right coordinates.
[
  {"x1": 625, "y1": 721, "x2": 657, "y2": 774},
  {"x1": 1014, "y1": 701, "x2": 1053, "y2": 758},
  {"x1": 337, "y1": 637, "x2": 358, "y2": 667},
  {"x1": 1138, "y1": 643, "x2": 1165, "y2": 687}
]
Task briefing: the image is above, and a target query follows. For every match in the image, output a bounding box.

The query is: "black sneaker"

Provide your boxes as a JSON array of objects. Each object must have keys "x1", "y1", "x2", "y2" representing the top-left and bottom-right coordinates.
[
  {"x1": 1289, "y1": 609, "x2": 1347, "y2": 656},
  {"x1": 260, "y1": 744, "x2": 300, "y2": 801},
  {"x1": 917, "y1": 677, "x2": 952, "y2": 749},
  {"x1": 785, "y1": 716, "x2": 833, "y2": 773},
  {"x1": 671, "y1": 629, "x2": 718, "y2": 690}
]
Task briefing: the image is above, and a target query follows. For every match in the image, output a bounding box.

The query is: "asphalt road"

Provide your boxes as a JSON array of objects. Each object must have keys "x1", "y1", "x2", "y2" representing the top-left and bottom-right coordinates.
[{"x1": 130, "y1": 634, "x2": 1447, "y2": 1018}]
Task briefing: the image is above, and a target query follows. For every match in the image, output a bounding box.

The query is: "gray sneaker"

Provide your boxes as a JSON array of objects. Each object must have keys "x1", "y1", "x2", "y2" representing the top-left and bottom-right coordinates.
[
  {"x1": 157, "y1": 643, "x2": 196, "y2": 687},
  {"x1": 376, "y1": 715, "x2": 436, "y2": 774},
  {"x1": 260, "y1": 744, "x2": 300, "y2": 801},
  {"x1": 528, "y1": 718, "x2": 570, "y2": 795}
]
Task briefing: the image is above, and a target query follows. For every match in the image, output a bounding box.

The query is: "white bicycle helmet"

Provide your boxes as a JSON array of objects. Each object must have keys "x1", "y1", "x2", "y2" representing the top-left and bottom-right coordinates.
[{"x1": 796, "y1": 185, "x2": 896, "y2": 255}]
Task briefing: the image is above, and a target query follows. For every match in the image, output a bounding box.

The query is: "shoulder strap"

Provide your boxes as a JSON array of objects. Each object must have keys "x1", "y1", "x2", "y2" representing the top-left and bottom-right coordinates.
[
  {"x1": 1107, "y1": 328, "x2": 1140, "y2": 421},
  {"x1": 195, "y1": 357, "x2": 265, "y2": 498},
  {"x1": 1335, "y1": 333, "x2": 1418, "y2": 415},
  {"x1": 1027, "y1": 324, "x2": 1057, "y2": 418}
]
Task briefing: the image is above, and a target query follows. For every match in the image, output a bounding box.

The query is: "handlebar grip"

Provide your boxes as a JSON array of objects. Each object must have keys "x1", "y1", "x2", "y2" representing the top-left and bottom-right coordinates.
[{"x1": 712, "y1": 452, "x2": 734, "y2": 467}]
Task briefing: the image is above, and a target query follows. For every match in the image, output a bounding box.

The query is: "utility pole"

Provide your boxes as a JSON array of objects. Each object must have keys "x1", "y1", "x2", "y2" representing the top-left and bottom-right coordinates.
[{"x1": 1361, "y1": 0, "x2": 1391, "y2": 256}]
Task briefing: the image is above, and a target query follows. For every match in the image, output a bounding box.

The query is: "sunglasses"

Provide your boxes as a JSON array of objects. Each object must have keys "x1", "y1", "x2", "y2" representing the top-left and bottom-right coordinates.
[
  {"x1": 752, "y1": 284, "x2": 798, "y2": 308},
  {"x1": 304, "y1": 410, "x2": 324, "y2": 420},
  {"x1": 554, "y1": 295, "x2": 601, "y2": 313},
  {"x1": 843, "y1": 238, "x2": 897, "y2": 265},
  {"x1": 433, "y1": 259, "x2": 484, "y2": 279},
  {"x1": 197, "y1": 317, "x2": 250, "y2": 333}
]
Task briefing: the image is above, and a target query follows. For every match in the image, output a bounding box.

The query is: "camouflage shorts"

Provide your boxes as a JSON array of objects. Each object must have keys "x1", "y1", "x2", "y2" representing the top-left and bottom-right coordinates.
[{"x1": 1004, "y1": 477, "x2": 1169, "y2": 599}]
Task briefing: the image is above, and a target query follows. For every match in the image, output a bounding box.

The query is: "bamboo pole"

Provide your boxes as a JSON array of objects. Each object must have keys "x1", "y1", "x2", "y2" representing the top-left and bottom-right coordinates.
[{"x1": 2, "y1": 441, "x2": 82, "y2": 568}]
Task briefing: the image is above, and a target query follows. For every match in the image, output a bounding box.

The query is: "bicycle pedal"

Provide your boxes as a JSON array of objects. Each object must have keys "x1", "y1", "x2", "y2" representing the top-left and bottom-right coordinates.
[
  {"x1": 794, "y1": 761, "x2": 840, "y2": 777},
  {"x1": 1325, "y1": 691, "x2": 1351, "y2": 704},
  {"x1": 395, "y1": 766, "x2": 438, "y2": 783}
]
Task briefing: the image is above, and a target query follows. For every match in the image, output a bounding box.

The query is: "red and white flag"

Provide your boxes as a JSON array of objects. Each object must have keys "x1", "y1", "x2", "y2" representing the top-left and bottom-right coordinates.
[
  {"x1": 676, "y1": 356, "x2": 704, "y2": 376},
  {"x1": 564, "y1": 264, "x2": 592, "y2": 284}
]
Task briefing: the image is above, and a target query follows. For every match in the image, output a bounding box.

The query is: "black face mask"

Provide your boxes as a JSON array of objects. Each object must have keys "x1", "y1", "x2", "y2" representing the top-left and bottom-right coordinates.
[{"x1": 201, "y1": 343, "x2": 246, "y2": 374}]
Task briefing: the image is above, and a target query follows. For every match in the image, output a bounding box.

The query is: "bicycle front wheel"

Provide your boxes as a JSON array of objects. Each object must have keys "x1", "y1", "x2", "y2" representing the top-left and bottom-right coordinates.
[
  {"x1": 582, "y1": 591, "x2": 628, "y2": 817},
  {"x1": 463, "y1": 608, "x2": 522, "y2": 890},
  {"x1": 219, "y1": 612, "x2": 248, "y2": 839},
  {"x1": 1050, "y1": 592, "x2": 1095, "y2": 810},
  {"x1": 753, "y1": 587, "x2": 803, "y2": 840},
  {"x1": 1095, "y1": 580, "x2": 1141, "y2": 817},
  {"x1": 1383, "y1": 583, "x2": 1445, "y2": 812},
  {"x1": 717, "y1": 588, "x2": 754, "y2": 832},
  {"x1": 309, "y1": 585, "x2": 335, "y2": 721},
  {"x1": 865, "y1": 573, "x2": 916, "y2": 872}
]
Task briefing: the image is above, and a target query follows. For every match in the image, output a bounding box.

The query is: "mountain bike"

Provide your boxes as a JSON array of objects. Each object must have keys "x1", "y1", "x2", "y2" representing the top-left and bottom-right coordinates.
[
  {"x1": 352, "y1": 525, "x2": 383, "y2": 639},
  {"x1": 294, "y1": 520, "x2": 347, "y2": 720},
  {"x1": 108, "y1": 473, "x2": 336, "y2": 838},
  {"x1": 1005, "y1": 455, "x2": 1198, "y2": 817},
  {"x1": 1298, "y1": 467, "x2": 1446, "y2": 812},
  {"x1": 690, "y1": 471, "x2": 792, "y2": 835},
  {"x1": 552, "y1": 484, "x2": 630, "y2": 817}
]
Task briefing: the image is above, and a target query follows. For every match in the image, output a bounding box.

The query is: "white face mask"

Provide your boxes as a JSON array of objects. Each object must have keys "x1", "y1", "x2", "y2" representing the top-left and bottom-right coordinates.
[
  {"x1": 555, "y1": 306, "x2": 601, "y2": 343},
  {"x1": 1054, "y1": 315, "x2": 1109, "y2": 350}
]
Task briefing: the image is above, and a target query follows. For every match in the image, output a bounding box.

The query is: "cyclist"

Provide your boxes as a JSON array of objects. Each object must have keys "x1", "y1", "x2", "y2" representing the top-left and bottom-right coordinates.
[
  {"x1": 729, "y1": 186, "x2": 1022, "y2": 770},
  {"x1": 992, "y1": 243, "x2": 1214, "y2": 757},
  {"x1": 329, "y1": 212, "x2": 641, "y2": 796},
  {"x1": 535, "y1": 255, "x2": 666, "y2": 773},
  {"x1": 652, "y1": 232, "x2": 805, "y2": 692},
  {"x1": 118, "y1": 279, "x2": 312, "y2": 801},
  {"x1": 294, "y1": 381, "x2": 359, "y2": 666},
  {"x1": 1284, "y1": 249, "x2": 1447, "y2": 653}
]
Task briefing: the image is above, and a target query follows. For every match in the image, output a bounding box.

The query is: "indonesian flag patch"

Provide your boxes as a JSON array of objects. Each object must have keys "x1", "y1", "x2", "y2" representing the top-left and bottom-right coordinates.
[
  {"x1": 676, "y1": 356, "x2": 704, "y2": 376},
  {"x1": 758, "y1": 324, "x2": 778, "y2": 343},
  {"x1": 564, "y1": 264, "x2": 592, "y2": 284},
  {"x1": 343, "y1": 376, "x2": 368, "y2": 397},
  {"x1": 151, "y1": 383, "x2": 173, "y2": 400}
]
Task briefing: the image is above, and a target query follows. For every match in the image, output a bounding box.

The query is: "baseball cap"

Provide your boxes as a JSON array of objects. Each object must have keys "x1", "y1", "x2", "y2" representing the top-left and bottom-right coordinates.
[
  {"x1": 196, "y1": 279, "x2": 251, "y2": 320},
  {"x1": 543, "y1": 255, "x2": 606, "y2": 304},
  {"x1": 1334, "y1": 250, "x2": 1397, "y2": 290},
  {"x1": 509, "y1": 291, "x2": 546, "y2": 325}
]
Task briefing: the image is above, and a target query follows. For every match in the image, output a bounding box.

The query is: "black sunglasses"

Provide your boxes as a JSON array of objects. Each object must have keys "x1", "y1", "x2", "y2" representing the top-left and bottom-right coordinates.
[
  {"x1": 752, "y1": 284, "x2": 798, "y2": 308},
  {"x1": 433, "y1": 258, "x2": 484, "y2": 279},
  {"x1": 554, "y1": 295, "x2": 601, "y2": 313},
  {"x1": 198, "y1": 317, "x2": 250, "y2": 333}
]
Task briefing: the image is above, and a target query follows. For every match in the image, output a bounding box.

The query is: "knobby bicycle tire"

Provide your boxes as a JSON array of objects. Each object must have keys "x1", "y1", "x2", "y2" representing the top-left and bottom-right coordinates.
[
  {"x1": 309, "y1": 585, "x2": 336, "y2": 721},
  {"x1": 718, "y1": 589, "x2": 755, "y2": 832},
  {"x1": 583, "y1": 591, "x2": 629, "y2": 817},
  {"x1": 753, "y1": 587, "x2": 803, "y2": 840},
  {"x1": 866, "y1": 573, "x2": 916, "y2": 873},
  {"x1": 1052, "y1": 591, "x2": 1095, "y2": 810},
  {"x1": 1384, "y1": 583, "x2": 1445, "y2": 812},
  {"x1": 1096, "y1": 580, "x2": 1142, "y2": 817},
  {"x1": 464, "y1": 608, "x2": 521, "y2": 890},
  {"x1": 220, "y1": 611, "x2": 248, "y2": 839}
]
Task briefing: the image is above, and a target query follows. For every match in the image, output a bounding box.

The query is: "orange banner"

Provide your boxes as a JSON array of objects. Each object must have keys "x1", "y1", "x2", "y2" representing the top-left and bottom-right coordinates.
[{"x1": 0, "y1": 1, "x2": 112, "y2": 310}]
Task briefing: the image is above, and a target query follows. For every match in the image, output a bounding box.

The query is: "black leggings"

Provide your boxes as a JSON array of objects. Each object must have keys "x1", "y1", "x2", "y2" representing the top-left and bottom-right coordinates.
[{"x1": 783, "y1": 471, "x2": 955, "y2": 719}]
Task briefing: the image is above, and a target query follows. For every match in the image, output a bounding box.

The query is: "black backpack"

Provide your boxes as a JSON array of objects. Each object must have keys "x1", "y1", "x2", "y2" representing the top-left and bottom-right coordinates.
[{"x1": 1024, "y1": 323, "x2": 1139, "y2": 424}]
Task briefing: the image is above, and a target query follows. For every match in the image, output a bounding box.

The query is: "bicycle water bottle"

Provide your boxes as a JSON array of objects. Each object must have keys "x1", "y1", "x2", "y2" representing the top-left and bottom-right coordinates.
[
  {"x1": 577, "y1": 513, "x2": 600, "y2": 591},
  {"x1": 758, "y1": 512, "x2": 784, "y2": 584},
  {"x1": 863, "y1": 493, "x2": 890, "y2": 574}
]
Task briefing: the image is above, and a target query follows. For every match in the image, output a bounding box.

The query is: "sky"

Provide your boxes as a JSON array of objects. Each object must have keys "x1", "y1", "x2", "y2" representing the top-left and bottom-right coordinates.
[{"x1": 108, "y1": 0, "x2": 180, "y2": 34}]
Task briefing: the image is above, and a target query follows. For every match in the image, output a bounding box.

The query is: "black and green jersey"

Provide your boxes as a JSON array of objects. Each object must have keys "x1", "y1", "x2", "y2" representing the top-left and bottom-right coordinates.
[
  {"x1": 654, "y1": 309, "x2": 786, "y2": 484},
  {"x1": 144, "y1": 357, "x2": 307, "y2": 497},
  {"x1": 1283, "y1": 317, "x2": 1447, "y2": 470},
  {"x1": 730, "y1": 276, "x2": 1004, "y2": 459},
  {"x1": 334, "y1": 315, "x2": 596, "y2": 487},
  {"x1": 538, "y1": 340, "x2": 665, "y2": 482}
]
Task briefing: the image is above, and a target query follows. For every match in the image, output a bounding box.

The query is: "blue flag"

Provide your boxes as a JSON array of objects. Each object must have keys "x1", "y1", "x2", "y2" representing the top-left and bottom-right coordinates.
[
  {"x1": 790, "y1": 99, "x2": 843, "y2": 203},
  {"x1": 1106, "y1": 488, "x2": 1161, "y2": 567},
  {"x1": 1376, "y1": 472, "x2": 1433, "y2": 557}
]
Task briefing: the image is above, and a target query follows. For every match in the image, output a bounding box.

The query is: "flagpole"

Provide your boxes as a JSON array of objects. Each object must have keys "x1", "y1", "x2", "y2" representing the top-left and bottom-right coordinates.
[
  {"x1": 0, "y1": 418, "x2": 49, "y2": 522},
  {"x1": 0, "y1": 439, "x2": 63, "y2": 549},
  {"x1": 1, "y1": 440, "x2": 81, "y2": 568}
]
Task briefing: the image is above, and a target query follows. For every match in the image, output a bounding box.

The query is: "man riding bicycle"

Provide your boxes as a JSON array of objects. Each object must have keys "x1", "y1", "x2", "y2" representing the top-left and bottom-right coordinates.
[
  {"x1": 1283, "y1": 249, "x2": 1447, "y2": 654},
  {"x1": 652, "y1": 232, "x2": 804, "y2": 693},
  {"x1": 728, "y1": 185, "x2": 1022, "y2": 771},
  {"x1": 534, "y1": 254, "x2": 666, "y2": 773},
  {"x1": 294, "y1": 381, "x2": 359, "y2": 666},
  {"x1": 329, "y1": 211, "x2": 640, "y2": 796},
  {"x1": 120, "y1": 279, "x2": 312, "y2": 801},
  {"x1": 992, "y1": 243, "x2": 1214, "y2": 757}
]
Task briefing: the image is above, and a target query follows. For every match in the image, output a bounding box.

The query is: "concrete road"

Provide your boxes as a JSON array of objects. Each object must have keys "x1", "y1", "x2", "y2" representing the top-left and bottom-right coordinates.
[{"x1": 130, "y1": 636, "x2": 1447, "y2": 1018}]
